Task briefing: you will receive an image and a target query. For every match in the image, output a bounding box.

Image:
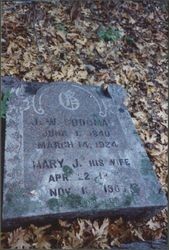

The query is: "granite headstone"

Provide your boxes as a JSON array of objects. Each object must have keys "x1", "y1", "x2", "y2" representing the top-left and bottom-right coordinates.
[{"x1": 2, "y1": 77, "x2": 167, "y2": 229}]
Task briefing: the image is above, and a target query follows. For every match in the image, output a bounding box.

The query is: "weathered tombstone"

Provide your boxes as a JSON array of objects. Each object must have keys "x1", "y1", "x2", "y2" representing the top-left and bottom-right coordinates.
[{"x1": 2, "y1": 77, "x2": 167, "y2": 230}]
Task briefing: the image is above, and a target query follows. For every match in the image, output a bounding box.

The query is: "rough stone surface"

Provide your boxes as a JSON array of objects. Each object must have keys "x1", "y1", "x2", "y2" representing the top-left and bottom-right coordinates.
[{"x1": 2, "y1": 77, "x2": 167, "y2": 229}]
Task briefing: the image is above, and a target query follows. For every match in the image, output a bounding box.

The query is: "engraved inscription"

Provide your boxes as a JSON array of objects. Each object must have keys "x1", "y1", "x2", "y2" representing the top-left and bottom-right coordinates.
[
  {"x1": 3, "y1": 80, "x2": 167, "y2": 223},
  {"x1": 23, "y1": 86, "x2": 141, "y2": 210},
  {"x1": 59, "y1": 90, "x2": 80, "y2": 110}
]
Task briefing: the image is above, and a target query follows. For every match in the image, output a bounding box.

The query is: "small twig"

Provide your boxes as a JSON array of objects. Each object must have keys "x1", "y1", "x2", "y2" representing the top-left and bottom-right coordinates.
[{"x1": 31, "y1": 2, "x2": 44, "y2": 65}]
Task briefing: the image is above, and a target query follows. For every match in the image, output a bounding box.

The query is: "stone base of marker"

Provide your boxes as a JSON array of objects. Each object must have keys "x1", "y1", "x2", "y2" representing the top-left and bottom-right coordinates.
[{"x1": 2, "y1": 76, "x2": 167, "y2": 230}]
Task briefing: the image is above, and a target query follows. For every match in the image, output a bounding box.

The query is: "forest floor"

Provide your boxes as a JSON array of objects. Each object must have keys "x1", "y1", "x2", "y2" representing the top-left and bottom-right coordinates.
[{"x1": 1, "y1": 0, "x2": 168, "y2": 249}]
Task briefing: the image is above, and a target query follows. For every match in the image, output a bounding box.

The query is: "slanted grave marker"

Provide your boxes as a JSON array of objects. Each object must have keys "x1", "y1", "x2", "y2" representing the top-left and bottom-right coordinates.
[{"x1": 2, "y1": 77, "x2": 167, "y2": 229}]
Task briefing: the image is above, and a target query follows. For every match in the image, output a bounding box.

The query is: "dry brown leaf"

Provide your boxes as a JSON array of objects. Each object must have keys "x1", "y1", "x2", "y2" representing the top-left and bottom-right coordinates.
[
  {"x1": 132, "y1": 228, "x2": 145, "y2": 241},
  {"x1": 59, "y1": 219, "x2": 71, "y2": 228},
  {"x1": 56, "y1": 31, "x2": 66, "y2": 42},
  {"x1": 77, "y1": 219, "x2": 85, "y2": 238},
  {"x1": 111, "y1": 238, "x2": 121, "y2": 247},
  {"x1": 129, "y1": 16, "x2": 136, "y2": 24},
  {"x1": 92, "y1": 218, "x2": 109, "y2": 237},
  {"x1": 29, "y1": 224, "x2": 51, "y2": 237},
  {"x1": 2, "y1": 1, "x2": 168, "y2": 247},
  {"x1": 146, "y1": 219, "x2": 161, "y2": 230},
  {"x1": 32, "y1": 234, "x2": 51, "y2": 249},
  {"x1": 62, "y1": 229, "x2": 84, "y2": 249},
  {"x1": 8, "y1": 227, "x2": 31, "y2": 249}
]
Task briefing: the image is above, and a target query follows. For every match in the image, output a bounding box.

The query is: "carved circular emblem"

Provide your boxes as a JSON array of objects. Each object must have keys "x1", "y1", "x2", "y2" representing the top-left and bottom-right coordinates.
[{"x1": 59, "y1": 90, "x2": 80, "y2": 110}]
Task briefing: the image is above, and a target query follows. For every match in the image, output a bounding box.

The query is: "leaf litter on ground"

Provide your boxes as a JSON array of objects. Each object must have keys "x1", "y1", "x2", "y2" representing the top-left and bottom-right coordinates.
[{"x1": 1, "y1": 0, "x2": 168, "y2": 248}]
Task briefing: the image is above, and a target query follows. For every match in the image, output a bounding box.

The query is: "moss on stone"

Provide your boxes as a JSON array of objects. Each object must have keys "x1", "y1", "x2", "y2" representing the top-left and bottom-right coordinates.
[
  {"x1": 123, "y1": 194, "x2": 133, "y2": 206},
  {"x1": 59, "y1": 193, "x2": 99, "y2": 209},
  {"x1": 6, "y1": 187, "x2": 26, "y2": 205},
  {"x1": 130, "y1": 183, "x2": 140, "y2": 195},
  {"x1": 108, "y1": 197, "x2": 120, "y2": 208},
  {"x1": 60, "y1": 193, "x2": 83, "y2": 208},
  {"x1": 62, "y1": 165, "x2": 74, "y2": 177},
  {"x1": 5, "y1": 187, "x2": 31, "y2": 216},
  {"x1": 6, "y1": 192, "x2": 13, "y2": 204},
  {"x1": 84, "y1": 194, "x2": 98, "y2": 208},
  {"x1": 140, "y1": 158, "x2": 152, "y2": 175},
  {"x1": 47, "y1": 198, "x2": 59, "y2": 211}
]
